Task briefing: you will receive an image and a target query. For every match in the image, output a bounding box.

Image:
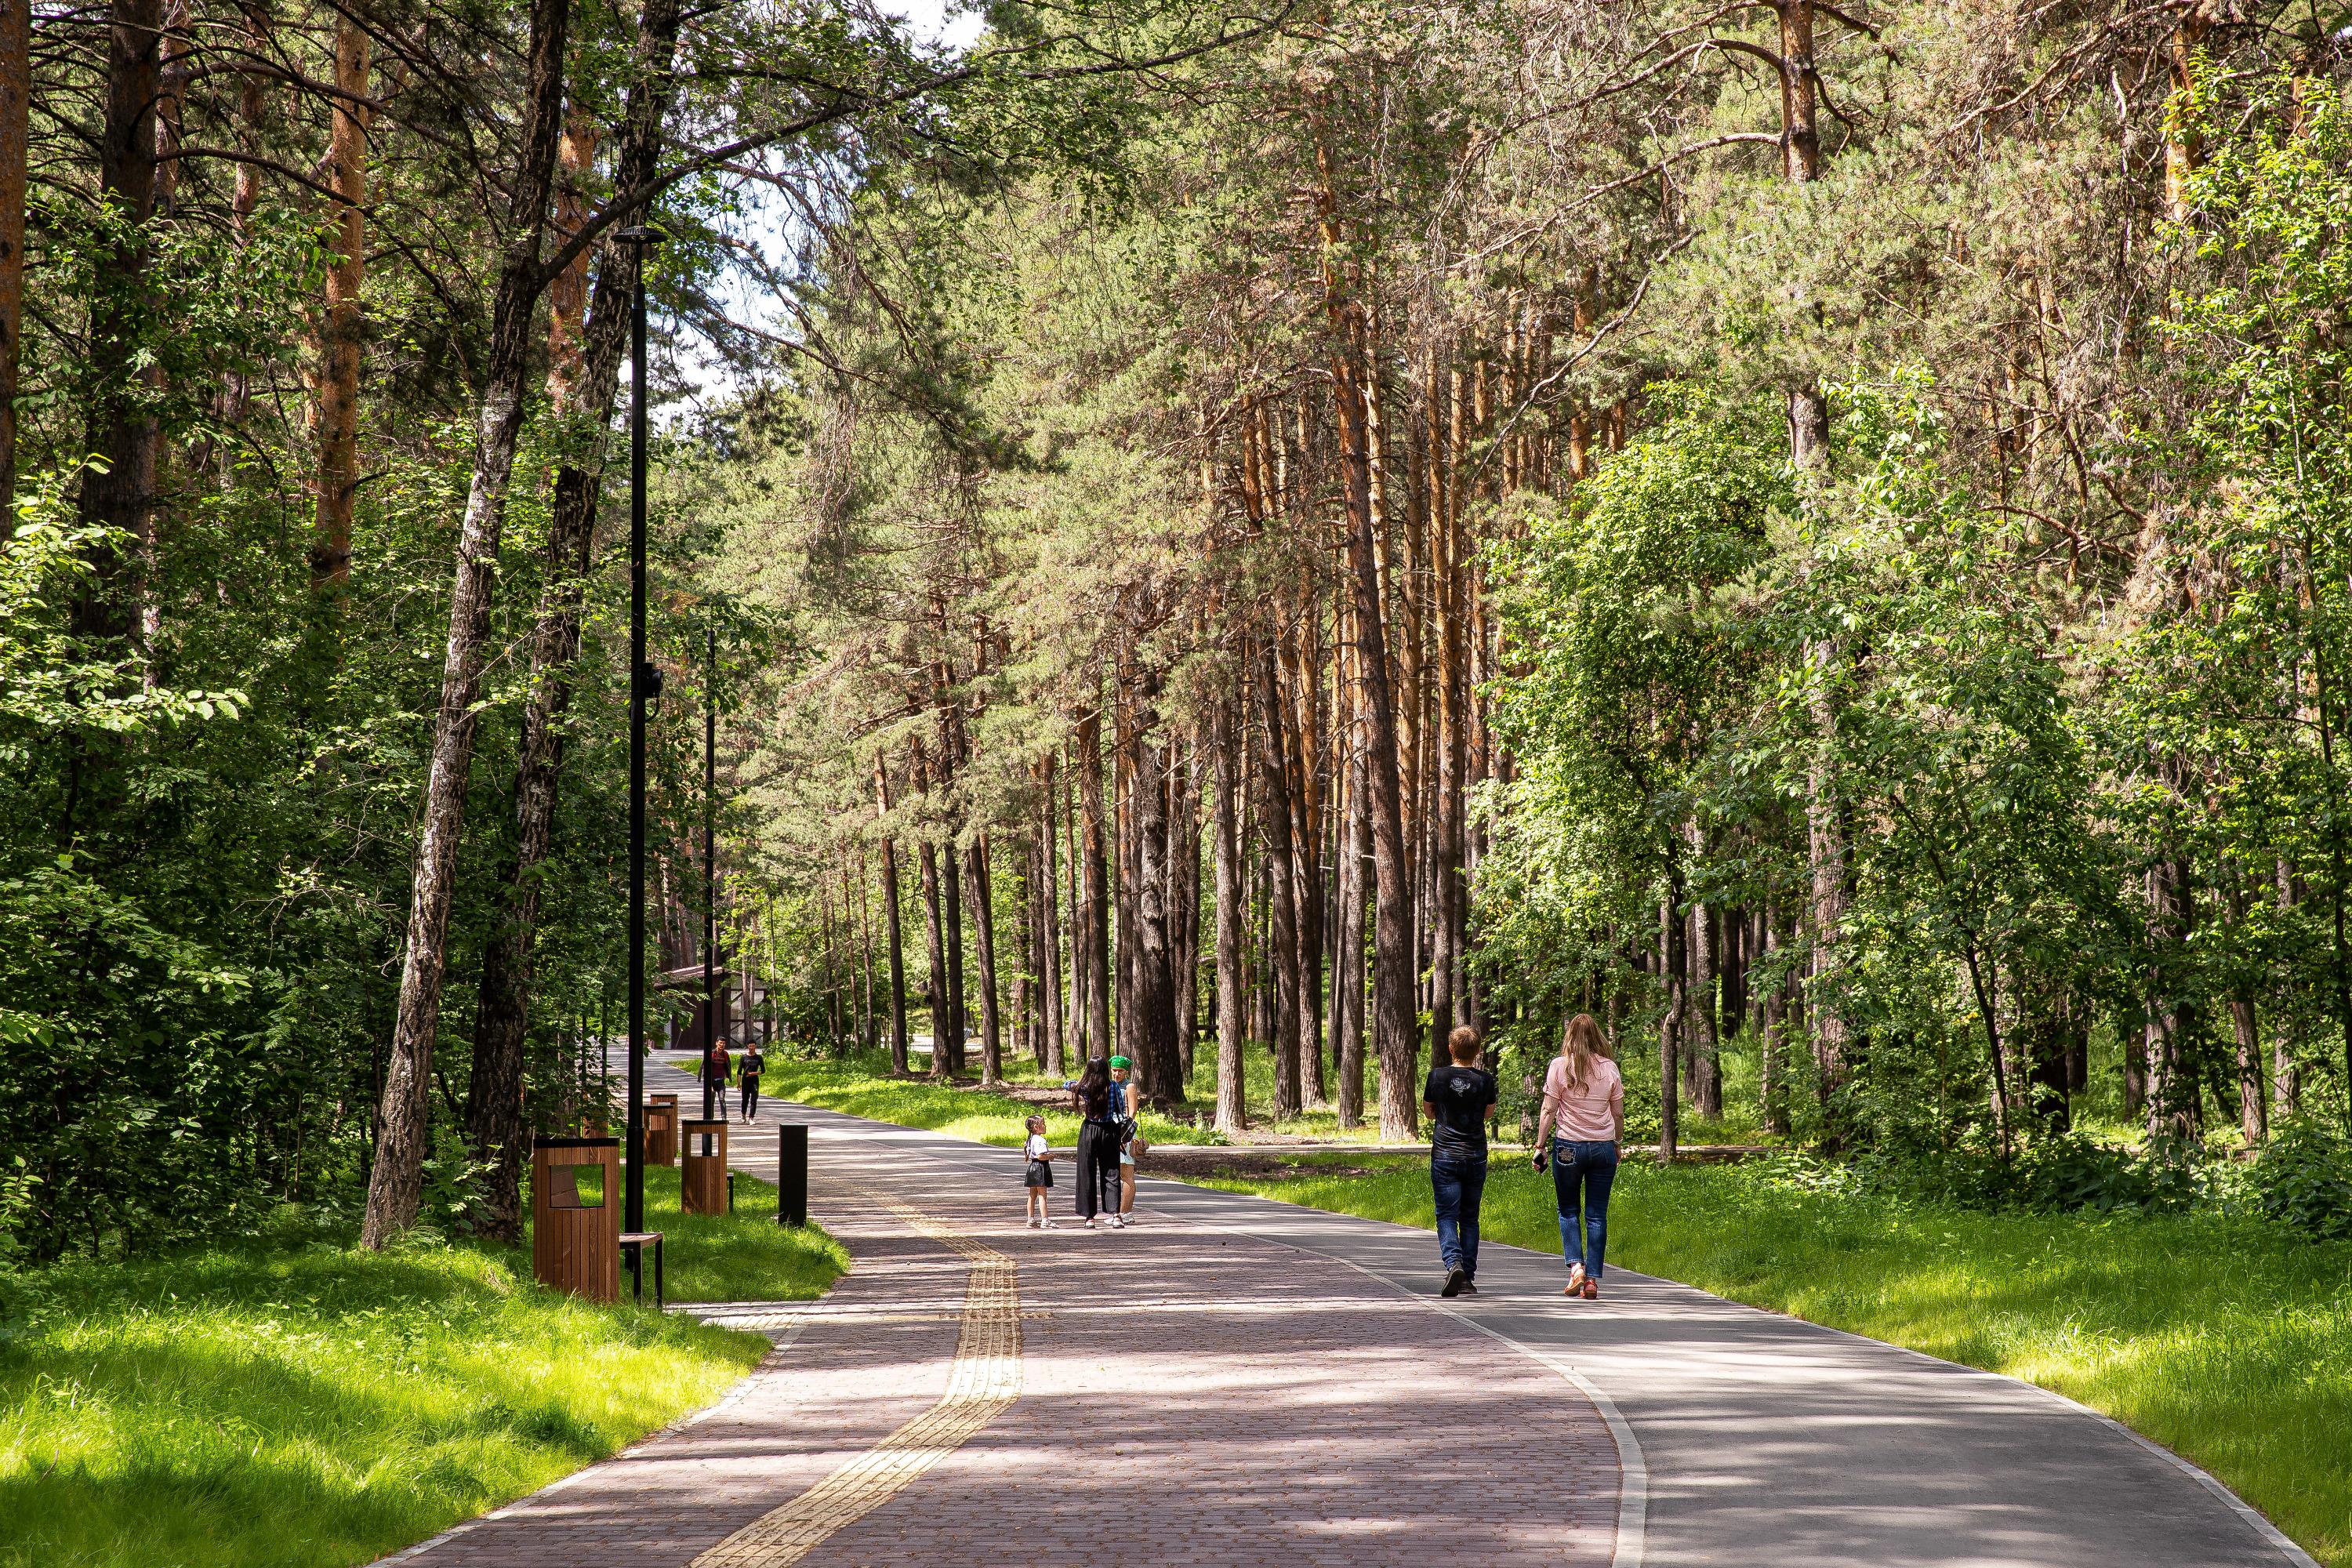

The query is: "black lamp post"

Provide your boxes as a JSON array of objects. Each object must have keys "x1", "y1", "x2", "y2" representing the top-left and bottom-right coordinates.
[
  {"x1": 702, "y1": 623, "x2": 718, "y2": 1122},
  {"x1": 619, "y1": 223, "x2": 659, "y2": 1236}
]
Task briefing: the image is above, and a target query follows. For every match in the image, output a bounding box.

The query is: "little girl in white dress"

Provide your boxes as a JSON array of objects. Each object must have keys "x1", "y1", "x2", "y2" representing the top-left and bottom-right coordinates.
[{"x1": 1022, "y1": 1114, "x2": 1058, "y2": 1229}]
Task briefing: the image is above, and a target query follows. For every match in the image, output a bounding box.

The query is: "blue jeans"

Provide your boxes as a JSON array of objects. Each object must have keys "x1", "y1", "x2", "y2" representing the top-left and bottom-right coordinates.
[
  {"x1": 1552, "y1": 1138, "x2": 1618, "y2": 1279},
  {"x1": 1431, "y1": 1156, "x2": 1488, "y2": 1277}
]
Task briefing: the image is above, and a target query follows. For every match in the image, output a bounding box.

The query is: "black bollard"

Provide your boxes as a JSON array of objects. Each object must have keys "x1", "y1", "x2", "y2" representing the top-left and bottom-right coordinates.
[{"x1": 778, "y1": 1123, "x2": 808, "y2": 1227}]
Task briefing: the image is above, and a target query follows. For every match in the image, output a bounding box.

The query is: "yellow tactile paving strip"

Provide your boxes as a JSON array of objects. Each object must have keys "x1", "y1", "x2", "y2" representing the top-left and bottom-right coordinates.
[{"x1": 689, "y1": 1195, "x2": 1022, "y2": 1568}]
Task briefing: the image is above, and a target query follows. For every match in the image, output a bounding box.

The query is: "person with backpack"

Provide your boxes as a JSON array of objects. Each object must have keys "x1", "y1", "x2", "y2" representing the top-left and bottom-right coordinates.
[
  {"x1": 1534, "y1": 1012, "x2": 1624, "y2": 1300},
  {"x1": 1424, "y1": 1024, "x2": 1498, "y2": 1298},
  {"x1": 738, "y1": 1040, "x2": 764, "y2": 1122}
]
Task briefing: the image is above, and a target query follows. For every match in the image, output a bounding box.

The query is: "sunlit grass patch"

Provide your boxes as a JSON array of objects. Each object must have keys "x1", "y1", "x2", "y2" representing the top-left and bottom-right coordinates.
[
  {"x1": 0, "y1": 1166, "x2": 841, "y2": 1568},
  {"x1": 1195, "y1": 1153, "x2": 2352, "y2": 1567}
]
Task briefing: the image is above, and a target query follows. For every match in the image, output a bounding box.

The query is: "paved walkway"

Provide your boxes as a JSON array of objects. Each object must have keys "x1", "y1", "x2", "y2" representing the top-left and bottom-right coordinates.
[{"x1": 385, "y1": 1081, "x2": 2314, "y2": 1568}]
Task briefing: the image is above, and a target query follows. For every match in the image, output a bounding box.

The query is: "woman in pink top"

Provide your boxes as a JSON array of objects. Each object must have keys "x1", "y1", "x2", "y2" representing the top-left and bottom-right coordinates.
[{"x1": 1534, "y1": 1013, "x2": 1624, "y2": 1299}]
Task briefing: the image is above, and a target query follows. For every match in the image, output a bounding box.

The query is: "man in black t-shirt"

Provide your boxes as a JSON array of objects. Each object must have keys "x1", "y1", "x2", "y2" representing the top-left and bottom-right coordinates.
[{"x1": 1422, "y1": 1023, "x2": 1498, "y2": 1298}]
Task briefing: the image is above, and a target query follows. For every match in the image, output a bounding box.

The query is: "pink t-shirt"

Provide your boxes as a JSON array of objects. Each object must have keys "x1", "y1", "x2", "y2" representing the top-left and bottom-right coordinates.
[{"x1": 1542, "y1": 1055, "x2": 1623, "y2": 1142}]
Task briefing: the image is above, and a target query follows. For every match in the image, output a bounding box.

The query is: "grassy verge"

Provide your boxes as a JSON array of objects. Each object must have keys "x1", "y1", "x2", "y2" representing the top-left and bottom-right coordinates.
[
  {"x1": 0, "y1": 1165, "x2": 846, "y2": 1568},
  {"x1": 1196, "y1": 1152, "x2": 2352, "y2": 1566},
  {"x1": 769, "y1": 1031, "x2": 1774, "y2": 1148},
  {"x1": 755, "y1": 1050, "x2": 1222, "y2": 1149}
]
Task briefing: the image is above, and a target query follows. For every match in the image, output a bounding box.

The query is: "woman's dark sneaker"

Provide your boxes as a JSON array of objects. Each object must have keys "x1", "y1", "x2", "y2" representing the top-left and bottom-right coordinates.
[
  {"x1": 1460, "y1": 1278, "x2": 1479, "y2": 1296},
  {"x1": 1442, "y1": 1267, "x2": 1468, "y2": 1298}
]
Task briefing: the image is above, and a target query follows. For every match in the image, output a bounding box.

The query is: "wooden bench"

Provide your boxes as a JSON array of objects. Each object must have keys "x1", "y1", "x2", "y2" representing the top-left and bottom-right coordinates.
[{"x1": 619, "y1": 1230, "x2": 666, "y2": 1308}]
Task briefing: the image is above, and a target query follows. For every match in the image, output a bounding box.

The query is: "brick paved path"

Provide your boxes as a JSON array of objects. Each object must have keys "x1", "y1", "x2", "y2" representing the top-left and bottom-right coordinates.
[
  {"x1": 381, "y1": 1078, "x2": 1622, "y2": 1568},
  {"x1": 387, "y1": 1067, "x2": 2316, "y2": 1568}
]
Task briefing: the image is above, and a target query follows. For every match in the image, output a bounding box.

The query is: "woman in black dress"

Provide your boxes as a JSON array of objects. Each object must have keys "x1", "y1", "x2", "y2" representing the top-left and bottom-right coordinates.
[{"x1": 1069, "y1": 1057, "x2": 1120, "y2": 1228}]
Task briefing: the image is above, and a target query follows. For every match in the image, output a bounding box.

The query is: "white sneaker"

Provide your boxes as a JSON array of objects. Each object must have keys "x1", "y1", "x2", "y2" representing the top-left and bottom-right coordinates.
[
  {"x1": 1109, "y1": 1214, "x2": 1129, "y2": 1229},
  {"x1": 1040, "y1": 1219, "x2": 1057, "y2": 1230},
  {"x1": 1027, "y1": 1216, "x2": 1040, "y2": 1229}
]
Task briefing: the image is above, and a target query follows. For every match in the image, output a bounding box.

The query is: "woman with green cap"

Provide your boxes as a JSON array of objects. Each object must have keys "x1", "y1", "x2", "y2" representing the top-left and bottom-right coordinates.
[{"x1": 1109, "y1": 1056, "x2": 1141, "y2": 1225}]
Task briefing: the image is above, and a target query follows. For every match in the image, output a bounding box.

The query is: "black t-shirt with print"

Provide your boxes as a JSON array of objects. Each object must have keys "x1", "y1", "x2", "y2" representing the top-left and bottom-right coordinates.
[{"x1": 1423, "y1": 1065, "x2": 1497, "y2": 1160}]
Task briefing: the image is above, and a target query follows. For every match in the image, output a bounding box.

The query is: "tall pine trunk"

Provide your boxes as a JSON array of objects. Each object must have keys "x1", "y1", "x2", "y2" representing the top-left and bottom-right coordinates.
[
  {"x1": 1040, "y1": 755, "x2": 1066, "y2": 1076},
  {"x1": 361, "y1": 0, "x2": 572, "y2": 1249},
  {"x1": 309, "y1": 16, "x2": 370, "y2": 588},
  {"x1": 76, "y1": 0, "x2": 165, "y2": 645},
  {"x1": 915, "y1": 739, "x2": 948, "y2": 1074},
  {"x1": 965, "y1": 835, "x2": 1002, "y2": 1086},
  {"x1": 463, "y1": 0, "x2": 679, "y2": 1241},
  {"x1": 1078, "y1": 707, "x2": 1112, "y2": 1060},
  {"x1": 0, "y1": 0, "x2": 28, "y2": 516},
  {"x1": 1318, "y1": 125, "x2": 1417, "y2": 1139},
  {"x1": 1257, "y1": 644, "x2": 1305, "y2": 1118},
  {"x1": 877, "y1": 753, "x2": 909, "y2": 1073},
  {"x1": 1212, "y1": 690, "x2": 1249, "y2": 1133},
  {"x1": 1658, "y1": 884, "x2": 1686, "y2": 1161}
]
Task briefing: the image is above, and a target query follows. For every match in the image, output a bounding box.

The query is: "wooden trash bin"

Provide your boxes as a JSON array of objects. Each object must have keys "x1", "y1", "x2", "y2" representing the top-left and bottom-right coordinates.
[
  {"x1": 532, "y1": 1136, "x2": 620, "y2": 1303},
  {"x1": 645, "y1": 1094, "x2": 679, "y2": 1167},
  {"x1": 681, "y1": 1118, "x2": 729, "y2": 1215}
]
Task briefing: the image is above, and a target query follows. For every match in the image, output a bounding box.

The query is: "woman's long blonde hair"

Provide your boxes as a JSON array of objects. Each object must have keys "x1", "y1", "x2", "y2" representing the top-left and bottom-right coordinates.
[{"x1": 1559, "y1": 1013, "x2": 1612, "y2": 1091}]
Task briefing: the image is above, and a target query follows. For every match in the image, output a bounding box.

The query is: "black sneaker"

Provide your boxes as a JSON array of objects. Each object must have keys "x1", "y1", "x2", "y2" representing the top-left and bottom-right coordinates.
[
  {"x1": 1442, "y1": 1267, "x2": 1467, "y2": 1298},
  {"x1": 1461, "y1": 1278, "x2": 1479, "y2": 1296}
]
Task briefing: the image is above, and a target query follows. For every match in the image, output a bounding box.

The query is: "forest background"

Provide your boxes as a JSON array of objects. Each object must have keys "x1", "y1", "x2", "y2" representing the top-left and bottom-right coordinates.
[{"x1": 6, "y1": 0, "x2": 2352, "y2": 1273}]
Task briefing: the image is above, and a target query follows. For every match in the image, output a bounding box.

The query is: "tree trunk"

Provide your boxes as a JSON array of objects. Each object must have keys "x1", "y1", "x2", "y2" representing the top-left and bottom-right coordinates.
[
  {"x1": 309, "y1": 15, "x2": 370, "y2": 588},
  {"x1": 1282, "y1": 632, "x2": 1327, "y2": 1109},
  {"x1": 76, "y1": 0, "x2": 165, "y2": 643},
  {"x1": 463, "y1": 0, "x2": 679, "y2": 1243},
  {"x1": 1041, "y1": 755, "x2": 1065, "y2": 1076},
  {"x1": 0, "y1": 0, "x2": 28, "y2": 517},
  {"x1": 2274, "y1": 858, "x2": 2299, "y2": 1119},
  {"x1": 1687, "y1": 888, "x2": 1722, "y2": 1120},
  {"x1": 1760, "y1": 905, "x2": 1788, "y2": 1134},
  {"x1": 942, "y1": 825, "x2": 966, "y2": 1075},
  {"x1": 877, "y1": 753, "x2": 910, "y2": 1073},
  {"x1": 1171, "y1": 743, "x2": 1202, "y2": 1085},
  {"x1": 2145, "y1": 855, "x2": 2198, "y2": 1141},
  {"x1": 1257, "y1": 644, "x2": 1305, "y2": 1118},
  {"x1": 1333, "y1": 735, "x2": 1369, "y2": 1129},
  {"x1": 1134, "y1": 724, "x2": 1179, "y2": 1105},
  {"x1": 1659, "y1": 885, "x2": 1686, "y2": 1161},
  {"x1": 361, "y1": 0, "x2": 572, "y2": 1250},
  {"x1": 1078, "y1": 708, "x2": 1112, "y2": 1061},
  {"x1": 1212, "y1": 691, "x2": 1249, "y2": 1134},
  {"x1": 1331, "y1": 330, "x2": 1417, "y2": 1139},
  {"x1": 915, "y1": 740, "x2": 948, "y2": 1075},
  {"x1": 965, "y1": 834, "x2": 1002, "y2": 1087}
]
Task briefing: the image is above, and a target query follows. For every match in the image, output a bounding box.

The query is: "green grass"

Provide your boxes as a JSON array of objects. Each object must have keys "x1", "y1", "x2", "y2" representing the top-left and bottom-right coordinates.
[
  {"x1": 1198, "y1": 1153, "x2": 2352, "y2": 1567},
  {"x1": 766, "y1": 1035, "x2": 1457, "y2": 1147},
  {"x1": 857, "y1": 1011, "x2": 1783, "y2": 1147},
  {"x1": 757, "y1": 1049, "x2": 1225, "y2": 1149},
  {"x1": 0, "y1": 1166, "x2": 846, "y2": 1568}
]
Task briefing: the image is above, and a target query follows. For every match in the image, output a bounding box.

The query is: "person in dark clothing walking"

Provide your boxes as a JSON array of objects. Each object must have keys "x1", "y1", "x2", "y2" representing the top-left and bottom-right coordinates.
[
  {"x1": 739, "y1": 1041, "x2": 764, "y2": 1121},
  {"x1": 1424, "y1": 1024, "x2": 1498, "y2": 1298},
  {"x1": 1069, "y1": 1056, "x2": 1120, "y2": 1229},
  {"x1": 703, "y1": 1038, "x2": 732, "y2": 1122}
]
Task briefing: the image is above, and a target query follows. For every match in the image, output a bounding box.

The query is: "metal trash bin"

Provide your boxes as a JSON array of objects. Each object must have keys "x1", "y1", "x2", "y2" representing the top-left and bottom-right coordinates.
[
  {"x1": 681, "y1": 1117, "x2": 729, "y2": 1214},
  {"x1": 532, "y1": 1136, "x2": 620, "y2": 1302},
  {"x1": 645, "y1": 1093, "x2": 679, "y2": 1167},
  {"x1": 778, "y1": 1123, "x2": 808, "y2": 1227}
]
